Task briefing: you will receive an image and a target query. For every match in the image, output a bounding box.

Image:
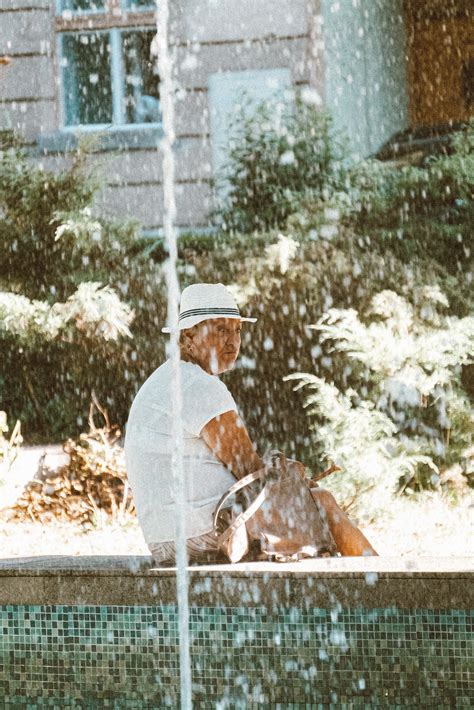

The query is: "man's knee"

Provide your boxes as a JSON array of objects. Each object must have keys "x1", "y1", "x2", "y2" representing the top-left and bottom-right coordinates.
[{"x1": 311, "y1": 488, "x2": 337, "y2": 511}]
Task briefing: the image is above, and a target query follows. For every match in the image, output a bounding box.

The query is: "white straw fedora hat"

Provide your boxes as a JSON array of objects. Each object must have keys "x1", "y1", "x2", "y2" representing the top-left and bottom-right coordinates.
[{"x1": 162, "y1": 282, "x2": 257, "y2": 333}]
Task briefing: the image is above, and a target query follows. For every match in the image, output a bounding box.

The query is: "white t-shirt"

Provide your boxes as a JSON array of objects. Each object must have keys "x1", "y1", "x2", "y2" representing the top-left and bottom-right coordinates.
[{"x1": 124, "y1": 360, "x2": 238, "y2": 544}]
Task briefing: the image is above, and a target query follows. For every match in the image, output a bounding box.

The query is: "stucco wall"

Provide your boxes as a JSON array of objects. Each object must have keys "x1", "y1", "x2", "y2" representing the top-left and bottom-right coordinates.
[
  {"x1": 168, "y1": 0, "x2": 314, "y2": 229},
  {"x1": 0, "y1": 0, "x2": 56, "y2": 142},
  {"x1": 0, "y1": 1, "x2": 316, "y2": 231},
  {"x1": 321, "y1": 0, "x2": 409, "y2": 157}
]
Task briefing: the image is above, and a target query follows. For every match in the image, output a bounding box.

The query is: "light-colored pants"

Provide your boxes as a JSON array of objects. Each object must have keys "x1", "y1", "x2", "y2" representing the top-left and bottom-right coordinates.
[{"x1": 149, "y1": 529, "x2": 223, "y2": 566}]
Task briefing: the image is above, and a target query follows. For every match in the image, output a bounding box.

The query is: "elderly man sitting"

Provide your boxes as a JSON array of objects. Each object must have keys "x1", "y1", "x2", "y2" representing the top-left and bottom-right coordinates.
[{"x1": 124, "y1": 283, "x2": 377, "y2": 565}]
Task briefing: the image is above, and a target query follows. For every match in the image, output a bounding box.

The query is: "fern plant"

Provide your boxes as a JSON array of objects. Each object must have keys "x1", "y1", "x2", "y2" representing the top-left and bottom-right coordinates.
[
  {"x1": 286, "y1": 287, "x2": 474, "y2": 514},
  {"x1": 285, "y1": 373, "x2": 436, "y2": 515}
]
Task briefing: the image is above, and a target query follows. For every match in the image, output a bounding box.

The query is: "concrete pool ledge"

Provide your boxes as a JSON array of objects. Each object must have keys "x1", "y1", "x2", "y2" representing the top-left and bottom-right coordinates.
[{"x1": 0, "y1": 555, "x2": 472, "y2": 608}]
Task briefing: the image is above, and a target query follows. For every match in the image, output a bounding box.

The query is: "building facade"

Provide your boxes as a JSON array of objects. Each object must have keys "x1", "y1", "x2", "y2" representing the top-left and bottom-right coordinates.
[{"x1": 0, "y1": 0, "x2": 472, "y2": 232}]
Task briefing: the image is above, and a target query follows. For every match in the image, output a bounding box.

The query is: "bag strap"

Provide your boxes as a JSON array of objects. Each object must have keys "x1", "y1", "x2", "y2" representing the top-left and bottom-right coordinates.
[
  {"x1": 217, "y1": 485, "x2": 268, "y2": 548},
  {"x1": 212, "y1": 467, "x2": 267, "y2": 532}
]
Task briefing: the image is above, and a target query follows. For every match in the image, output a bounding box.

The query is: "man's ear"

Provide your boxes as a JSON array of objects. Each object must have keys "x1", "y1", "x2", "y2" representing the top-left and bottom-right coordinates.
[
  {"x1": 181, "y1": 328, "x2": 197, "y2": 348},
  {"x1": 190, "y1": 322, "x2": 205, "y2": 341}
]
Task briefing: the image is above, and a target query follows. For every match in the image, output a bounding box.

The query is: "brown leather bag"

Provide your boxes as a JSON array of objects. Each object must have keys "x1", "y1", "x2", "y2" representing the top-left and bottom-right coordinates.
[{"x1": 213, "y1": 452, "x2": 338, "y2": 563}]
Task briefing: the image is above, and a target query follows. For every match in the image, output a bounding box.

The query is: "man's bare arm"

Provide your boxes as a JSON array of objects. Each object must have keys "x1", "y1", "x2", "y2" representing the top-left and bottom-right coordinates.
[{"x1": 201, "y1": 410, "x2": 263, "y2": 479}]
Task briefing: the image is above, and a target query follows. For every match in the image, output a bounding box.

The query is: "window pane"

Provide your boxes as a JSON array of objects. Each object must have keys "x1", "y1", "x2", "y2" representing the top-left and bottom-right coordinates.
[
  {"x1": 122, "y1": 31, "x2": 161, "y2": 124},
  {"x1": 59, "y1": 0, "x2": 105, "y2": 12},
  {"x1": 122, "y1": 0, "x2": 155, "y2": 10},
  {"x1": 62, "y1": 33, "x2": 112, "y2": 126}
]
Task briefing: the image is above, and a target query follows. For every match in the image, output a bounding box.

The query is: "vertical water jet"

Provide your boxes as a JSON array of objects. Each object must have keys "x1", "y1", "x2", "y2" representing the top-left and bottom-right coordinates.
[{"x1": 154, "y1": 1, "x2": 192, "y2": 707}]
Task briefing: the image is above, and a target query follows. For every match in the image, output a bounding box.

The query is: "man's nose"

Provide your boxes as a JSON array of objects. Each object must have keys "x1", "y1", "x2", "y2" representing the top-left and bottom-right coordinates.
[{"x1": 226, "y1": 331, "x2": 240, "y2": 347}]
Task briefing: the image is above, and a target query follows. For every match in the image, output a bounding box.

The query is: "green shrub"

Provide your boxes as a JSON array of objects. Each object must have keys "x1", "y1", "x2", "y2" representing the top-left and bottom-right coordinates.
[
  {"x1": 286, "y1": 288, "x2": 474, "y2": 516},
  {"x1": 2, "y1": 118, "x2": 472, "y2": 522},
  {"x1": 176, "y1": 230, "x2": 472, "y2": 476},
  {"x1": 212, "y1": 93, "x2": 345, "y2": 234},
  {"x1": 345, "y1": 121, "x2": 473, "y2": 275},
  {"x1": 0, "y1": 145, "x2": 167, "y2": 440}
]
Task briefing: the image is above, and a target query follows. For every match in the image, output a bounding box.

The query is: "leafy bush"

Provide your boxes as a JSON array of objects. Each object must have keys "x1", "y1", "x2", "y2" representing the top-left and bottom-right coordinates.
[
  {"x1": 0, "y1": 145, "x2": 166, "y2": 440},
  {"x1": 173, "y1": 229, "x2": 473, "y2": 481},
  {"x1": 292, "y1": 120, "x2": 474, "y2": 277},
  {"x1": 286, "y1": 288, "x2": 474, "y2": 515},
  {"x1": 2, "y1": 116, "x2": 472, "y2": 522},
  {"x1": 212, "y1": 93, "x2": 345, "y2": 234}
]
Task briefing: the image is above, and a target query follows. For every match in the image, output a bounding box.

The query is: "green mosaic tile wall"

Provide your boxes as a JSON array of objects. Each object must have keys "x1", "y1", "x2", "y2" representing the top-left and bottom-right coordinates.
[{"x1": 0, "y1": 605, "x2": 472, "y2": 708}]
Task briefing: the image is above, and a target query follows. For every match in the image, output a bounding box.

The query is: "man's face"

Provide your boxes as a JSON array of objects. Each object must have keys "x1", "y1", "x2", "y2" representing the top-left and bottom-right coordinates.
[{"x1": 190, "y1": 318, "x2": 242, "y2": 374}]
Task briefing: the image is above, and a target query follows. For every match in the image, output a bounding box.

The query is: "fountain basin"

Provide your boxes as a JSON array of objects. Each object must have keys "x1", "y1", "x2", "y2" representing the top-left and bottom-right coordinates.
[{"x1": 0, "y1": 556, "x2": 472, "y2": 707}]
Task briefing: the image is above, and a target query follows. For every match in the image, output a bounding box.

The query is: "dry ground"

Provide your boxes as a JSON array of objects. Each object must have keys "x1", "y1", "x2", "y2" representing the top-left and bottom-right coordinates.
[
  {"x1": 0, "y1": 492, "x2": 472, "y2": 559},
  {"x1": 1, "y1": 444, "x2": 472, "y2": 560}
]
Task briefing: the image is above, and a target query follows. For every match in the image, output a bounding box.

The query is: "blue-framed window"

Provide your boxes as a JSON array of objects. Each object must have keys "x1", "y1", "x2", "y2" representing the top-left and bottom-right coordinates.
[
  {"x1": 122, "y1": 0, "x2": 156, "y2": 9},
  {"x1": 56, "y1": 0, "x2": 106, "y2": 14},
  {"x1": 60, "y1": 28, "x2": 161, "y2": 127},
  {"x1": 56, "y1": 0, "x2": 155, "y2": 14}
]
